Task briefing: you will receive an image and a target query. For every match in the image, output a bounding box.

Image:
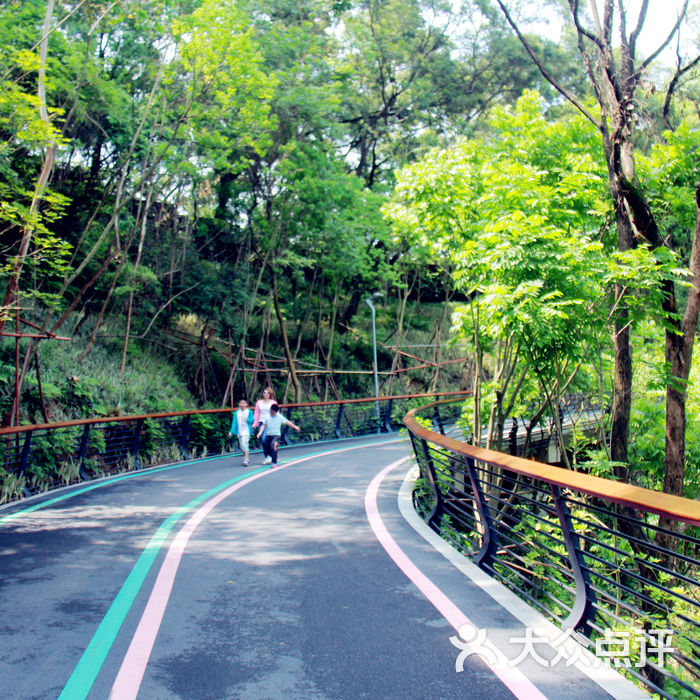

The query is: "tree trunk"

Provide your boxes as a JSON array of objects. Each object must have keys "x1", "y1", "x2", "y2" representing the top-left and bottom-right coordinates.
[
  {"x1": 610, "y1": 308, "x2": 632, "y2": 471},
  {"x1": 50, "y1": 246, "x2": 116, "y2": 334},
  {"x1": 120, "y1": 181, "x2": 154, "y2": 376},
  {"x1": 271, "y1": 275, "x2": 300, "y2": 400},
  {"x1": 663, "y1": 185, "x2": 700, "y2": 496},
  {"x1": 324, "y1": 289, "x2": 339, "y2": 402},
  {"x1": 597, "y1": 119, "x2": 637, "y2": 474},
  {"x1": 387, "y1": 277, "x2": 413, "y2": 395},
  {"x1": 429, "y1": 300, "x2": 450, "y2": 393},
  {"x1": 78, "y1": 257, "x2": 127, "y2": 363},
  {"x1": 471, "y1": 305, "x2": 482, "y2": 447}
]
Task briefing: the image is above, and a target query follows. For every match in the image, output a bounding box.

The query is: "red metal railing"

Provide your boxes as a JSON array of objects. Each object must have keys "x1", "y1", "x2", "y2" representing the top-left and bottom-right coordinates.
[{"x1": 0, "y1": 391, "x2": 469, "y2": 502}]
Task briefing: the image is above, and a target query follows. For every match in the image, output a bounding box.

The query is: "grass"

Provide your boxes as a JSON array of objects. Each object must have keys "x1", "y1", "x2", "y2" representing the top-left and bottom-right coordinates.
[{"x1": 0, "y1": 329, "x2": 197, "y2": 425}]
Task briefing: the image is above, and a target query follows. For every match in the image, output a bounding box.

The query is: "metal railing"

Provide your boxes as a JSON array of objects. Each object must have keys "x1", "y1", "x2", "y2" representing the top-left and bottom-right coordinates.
[
  {"x1": 0, "y1": 391, "x2": 468, "y2": 504},
  {"x1": 404, "y1": 398, "x2": 700, "y2": 699}
]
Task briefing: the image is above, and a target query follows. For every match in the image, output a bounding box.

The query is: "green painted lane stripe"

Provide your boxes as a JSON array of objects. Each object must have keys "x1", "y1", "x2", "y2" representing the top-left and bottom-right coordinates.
[
  {"x1": 57, "y1": 466, "x2": 268, "y2": 700},
  {"x1": 0, "y1": 454, "x2": 227, "y2": 526}
]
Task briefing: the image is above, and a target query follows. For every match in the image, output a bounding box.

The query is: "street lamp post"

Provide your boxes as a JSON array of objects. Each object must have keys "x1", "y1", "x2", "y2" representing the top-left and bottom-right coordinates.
[{"x1": 366, "y1": 295, "x2": 381, "y2": 431}]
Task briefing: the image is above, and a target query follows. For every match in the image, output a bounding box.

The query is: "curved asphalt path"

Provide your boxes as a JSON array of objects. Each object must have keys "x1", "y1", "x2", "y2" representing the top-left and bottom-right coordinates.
[{"x1": 0, "y1": 436, "x2": 642, "y2": 700}]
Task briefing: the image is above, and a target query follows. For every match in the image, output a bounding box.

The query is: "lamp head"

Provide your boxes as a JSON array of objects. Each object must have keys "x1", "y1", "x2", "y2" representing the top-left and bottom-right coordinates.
[{"x1": 365, "y1": 291, "x2": 382, "y2": 309}]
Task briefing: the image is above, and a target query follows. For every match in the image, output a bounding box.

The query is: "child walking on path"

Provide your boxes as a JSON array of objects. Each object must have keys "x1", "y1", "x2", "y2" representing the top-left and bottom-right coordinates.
[
  {"x1": 229, "y1": 399, "x2": 254, "y2": 466},
  {"x1": 256, "y1": 403, "x2": 300, "y2": 466}
]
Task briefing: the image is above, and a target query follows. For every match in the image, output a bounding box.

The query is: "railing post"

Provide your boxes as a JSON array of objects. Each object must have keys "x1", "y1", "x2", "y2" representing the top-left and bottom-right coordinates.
[
  {"x1": 77, "y1": 423, "x2": 91, "y2": 480},
  {"x1": 130, "y1": 419, "x2": 144, "y2": 469},
  {"x1": 335, "y1": 403, "x2": 344, "y2": 439},
  {"x1": 409, "y1": 432, "x2": 445, "y2": 531},
  {"x1": 432, "y1": 405, "x2": 445, "y2": 435},
  {"x1": 461, "y1": 454, "x2": 499, "y2": 569},
  {"x1": 281, "y1": 408, "x2": 292, "y2": 445},
  {"x1": 550, "y1": 484, "x2": 596, "y2": 633},
  {"x1": 383, "y1": 398, "x2": 394, "y2": 433},
  {"x1": 19, "y1": 429, "x2": 33, "y2": 496},
  {"x1": 180, "y1": 415, "x2": 191, "y2": 460}
]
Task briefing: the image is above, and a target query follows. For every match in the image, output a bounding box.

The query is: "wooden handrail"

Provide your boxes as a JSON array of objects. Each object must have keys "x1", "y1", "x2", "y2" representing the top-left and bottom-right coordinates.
[
  {"x1": 404, "y1": 401, "x2": 700, "y2": 528},
  {"x1": 0, "y1": 391, "x2": 471, "y2": 437},
  {"x1": 0, "y1": 408, "x2": 230, "y2": 436},
  {"x1": 282, "y1": 390, "x2": 470, "y2": 410}
]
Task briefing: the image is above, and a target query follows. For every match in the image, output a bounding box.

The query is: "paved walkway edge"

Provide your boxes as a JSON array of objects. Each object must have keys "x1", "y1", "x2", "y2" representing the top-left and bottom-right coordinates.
[{"x1": 397, "y1": 465, "x2": 649, "y2": 700}]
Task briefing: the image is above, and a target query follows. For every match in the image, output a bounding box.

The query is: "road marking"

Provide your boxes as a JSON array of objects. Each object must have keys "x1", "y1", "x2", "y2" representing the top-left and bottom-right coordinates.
[
  {"x1": 364, "y1": 459, "x2": 549, "y2": 700},
  {"x1": 109, "y1": 464, "x2": 274, "y2": 698},
  {"x1": 110, "y1": 439, "x2": 402, "y2": 700},
  {"x1": 396, "y1": 466, "x2": 648, "y2": 700},
  {"x1": 56, "y1": 466, "x2": 268, "y2": 700},
  {"x1": 0, "y1": 455, "x2": 228, "y2": 525},
  {"x1": 55, "y1": 438, "x2": 401, "y2": 700}
]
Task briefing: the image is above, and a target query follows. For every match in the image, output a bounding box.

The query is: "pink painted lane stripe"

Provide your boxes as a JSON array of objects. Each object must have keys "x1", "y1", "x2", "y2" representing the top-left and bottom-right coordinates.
[
  {"x1": 111, "y1": 440, "x2": 402, "y2": 700},
  {"x1": 364, "y1": 460, "x2": 549, "y2": 700}
]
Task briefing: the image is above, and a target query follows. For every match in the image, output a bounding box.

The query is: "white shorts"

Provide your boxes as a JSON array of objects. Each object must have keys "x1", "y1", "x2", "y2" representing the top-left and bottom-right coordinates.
[{"x1": 238, "y1": 434, "x2": 250, "y2": 453}]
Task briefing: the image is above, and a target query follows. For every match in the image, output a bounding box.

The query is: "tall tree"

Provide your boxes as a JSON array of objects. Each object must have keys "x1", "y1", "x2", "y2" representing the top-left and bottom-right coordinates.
[{"x1": 493, "y1": 0, "x2": 700, "y2": 495}]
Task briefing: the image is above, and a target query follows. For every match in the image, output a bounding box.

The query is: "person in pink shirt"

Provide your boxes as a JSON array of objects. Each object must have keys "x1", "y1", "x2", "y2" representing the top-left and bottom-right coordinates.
[{"x1": 253, "y1": 387, "x2": 276, "y2": 464}]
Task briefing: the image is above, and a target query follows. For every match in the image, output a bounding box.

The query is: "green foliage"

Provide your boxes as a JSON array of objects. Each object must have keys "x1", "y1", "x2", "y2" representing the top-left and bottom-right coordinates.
[
  {"x1": 0, "y1": 331, "x2": 193, "y2": 425},
  {"x1": 628, "y1": 322, "x2": 700, "y2": 499},
  {"x1": 139, "y1": 418, "x2": 168, "y2": 458},
  {"x1": 385, "y1": 90, "x2": 698, "y2": 472},
  {"x1": 0, "y1": 468, "x2": 25, "y2": 504},
  {"x1": 169, "y1": 0, "x2": 277, "y2": 169},
  {"x1": 579, "y1": 320, "x2": 700, "y2": 497},
  {"x1": 637, "y1": 119, "x2": 700, "y2": 262},
  {"x1": 0, "y1": 0, "x2": 584, "y2": 419},
  {"x1": 23, "y1": 426, "x2": 83, "y2": 486},
  {"x1": 0, "y1": 0, "x2": 75, "y2": 312},
  {"x1": 186, "y1": 412, "x2": 229, "y2": 456},
  {"x1": 387, "y1": 92, "x2": 615, "y2": 350},
  {"x1": 0, "y1": 0, "x2": 697, "y2": 510},
  {"x1": 412, "y1": 476, "x2": 435, "y2": 519},
  {"x1": 386, "y1": 92, "x2": 616, "y2": 443}
]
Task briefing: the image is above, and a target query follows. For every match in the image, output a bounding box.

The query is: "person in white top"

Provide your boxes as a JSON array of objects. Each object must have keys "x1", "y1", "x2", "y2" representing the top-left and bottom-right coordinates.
[{"x1": 253, "y1": 387, "x2": 276, "y2": 464}]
